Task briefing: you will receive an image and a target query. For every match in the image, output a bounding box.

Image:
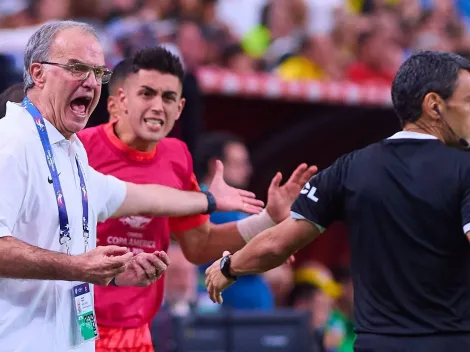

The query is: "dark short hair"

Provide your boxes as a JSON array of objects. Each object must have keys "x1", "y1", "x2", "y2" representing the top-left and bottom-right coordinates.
[
  {"x1": 131, "y1": 46, "x2": 185, "y2": 85},
  {"x1": 109, "y1": 47, "x2": 185, "y2": 94},
  {"x1": 391, "y1": 51, "x2": 470, "y2": 124},
  {"x1": 193, "y1": 132, "x2": 244, "y2": 182},
  {"x1": 0, "y1": 83, "x2": 24, "y2": 119},
  {"x1": 108, "y1": 58, "x2": 133, "y2": 96}
]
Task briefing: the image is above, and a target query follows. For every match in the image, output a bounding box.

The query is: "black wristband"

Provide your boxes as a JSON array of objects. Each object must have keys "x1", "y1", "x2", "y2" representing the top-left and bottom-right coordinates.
[
  {"x1": 109, "y1": 277, "x2": 118, "y2": 286},
  {"x1": 220, "y1": 255, "x2": 238, "y2": 281},
  {"x1": 201, "y1": 190, "x2": 217, "y2": 214}
]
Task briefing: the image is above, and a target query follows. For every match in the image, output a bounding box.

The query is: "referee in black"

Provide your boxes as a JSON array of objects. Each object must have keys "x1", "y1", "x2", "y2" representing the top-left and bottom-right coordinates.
[{"x1": 205, "y1": 51, "x2": 470, "y2": 351}]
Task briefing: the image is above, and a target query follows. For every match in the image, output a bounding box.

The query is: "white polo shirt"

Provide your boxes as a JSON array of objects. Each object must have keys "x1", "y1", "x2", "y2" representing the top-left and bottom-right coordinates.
[{"x1": 0, "y1": 102, "x2": 127, "y2": 352}]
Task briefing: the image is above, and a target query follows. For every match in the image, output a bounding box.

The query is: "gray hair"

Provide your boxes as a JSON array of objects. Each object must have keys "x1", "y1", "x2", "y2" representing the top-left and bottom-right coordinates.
[{"x1": 23, "y1": 20, "x2": 100, "y2": 93}]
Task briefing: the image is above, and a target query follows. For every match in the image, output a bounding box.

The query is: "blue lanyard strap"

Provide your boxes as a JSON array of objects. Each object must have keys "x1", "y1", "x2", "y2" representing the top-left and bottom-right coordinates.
[{"x1": 22, "y1": 97, "x2": 89, "y2": 253}]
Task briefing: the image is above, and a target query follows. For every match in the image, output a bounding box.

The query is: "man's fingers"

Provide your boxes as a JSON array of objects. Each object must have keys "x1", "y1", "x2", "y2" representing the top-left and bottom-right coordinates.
[
  {"x1": 107, "y1": 252, "x2": 133, "y2": 269},
  {"x1": 301, "y1": 166, "x2": 318, "y2": 184},
  {"x1": 269, "y1": 172, "x2": 282, "y2": 190},
  {"x1": 209, "y1": 282, "x2": 223, "y2": 304},
  {"x1": 242, "y1": 196, "x2": 264, "y2": 208},
  {"x1": 286, "y1": 163, "x2": 307, "y2": 184},
  {"x1": 222, "y1": 251, "x2": 231, "y2": 257},
  {"x1": 238, "y1": 189, "x2": 257, "y2": 199},
  {"x1": 132, "y1": 261, "x2": 147, "y2": 281},
  {"x1": 136, "y1": 255, "x2": 164, "y2": 279},
  {"x1": 140, "y1": 262, "x2": 158, "y2": 280},
  {"x1": 137, "y1": 253, "x2": 163, "y2": 268},
  {"x1": 208, "y1": 282, "x2": 220, "y2": 304},
  {"x1": 100, "y1": 245, "x2": 130, "y2": 256},
  {"x1": 155, "y1": 251, "x2": 170, "y2": 266},
  {"x1": 212, "y1": 160, "x2": 225, "y2": 181},
  {"x1": 242, "y1": 204, "x2": 264, "y2": 214},
  {"x1": 208, "y1": 283, "x2": 216, "y2": 303}
]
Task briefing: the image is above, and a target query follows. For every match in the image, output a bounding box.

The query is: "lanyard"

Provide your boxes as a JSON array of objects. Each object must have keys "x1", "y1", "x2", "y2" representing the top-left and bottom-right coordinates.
[{"x1": 22, "y1": 97, "x2": 89, "y2": 254}]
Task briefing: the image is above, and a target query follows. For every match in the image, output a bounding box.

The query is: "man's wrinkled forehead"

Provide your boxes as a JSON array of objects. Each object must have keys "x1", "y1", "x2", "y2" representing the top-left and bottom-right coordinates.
[{"x1": 49, "y1": 29, "x2": 105, "y2": 66}]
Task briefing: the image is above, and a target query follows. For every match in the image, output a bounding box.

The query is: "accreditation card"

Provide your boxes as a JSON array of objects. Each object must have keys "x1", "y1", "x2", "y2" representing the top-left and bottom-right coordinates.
[{"x1": 72, "y1": 283, "x2": 99, "y2": 343}]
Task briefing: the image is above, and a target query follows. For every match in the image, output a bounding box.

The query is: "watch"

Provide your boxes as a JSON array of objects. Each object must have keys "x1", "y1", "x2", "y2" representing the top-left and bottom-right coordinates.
[
  {"x1": 220, "y1": 254, "x2": 238, "y2": 281},
  {"x1": 201, "y1": 190, "x2": 217, "y2": 214}
]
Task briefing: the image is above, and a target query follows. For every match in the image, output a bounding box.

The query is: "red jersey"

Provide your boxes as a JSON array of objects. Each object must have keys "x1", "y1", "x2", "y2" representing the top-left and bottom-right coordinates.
[{"x1": 78, "y1": 121, "x2": 209, "y2": 328}]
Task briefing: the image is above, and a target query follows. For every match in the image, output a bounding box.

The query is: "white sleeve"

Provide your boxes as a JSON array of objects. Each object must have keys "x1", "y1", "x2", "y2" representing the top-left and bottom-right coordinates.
[
  {"x1": 88, "y1": 167, "x2": 127, "y2": 222},
  {"x1": 0, "y1": 153, "x2": 27, "y2": 237}
]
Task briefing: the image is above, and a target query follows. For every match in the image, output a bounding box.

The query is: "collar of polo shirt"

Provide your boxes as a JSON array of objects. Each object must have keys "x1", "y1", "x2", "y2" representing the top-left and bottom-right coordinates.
[
  {"x1": 8, "y1": 102, "x2": 78, "y2": 145},
  {"x1": 388, "y1": 131, "x2": 438, "y2": 140},
  {"x1": 40, "y1": 114, "x2": 78, "y2": 145}
]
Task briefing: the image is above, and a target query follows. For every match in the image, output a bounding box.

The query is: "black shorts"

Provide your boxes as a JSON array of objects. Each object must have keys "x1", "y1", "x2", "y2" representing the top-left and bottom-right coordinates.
[{"x1": 354, "y1": 333, "x2": 470, "y2": 352}]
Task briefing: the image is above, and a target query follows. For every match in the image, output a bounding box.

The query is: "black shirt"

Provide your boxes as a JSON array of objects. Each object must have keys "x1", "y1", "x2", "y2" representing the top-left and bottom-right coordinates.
[{"x1": 291, "y1": 132, "x2": 470, "y2": 336}]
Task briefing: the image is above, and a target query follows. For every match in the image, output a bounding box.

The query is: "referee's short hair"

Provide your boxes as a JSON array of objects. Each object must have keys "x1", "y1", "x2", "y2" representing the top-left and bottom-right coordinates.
[{"x1": 392, "y1": 51, "x2": 470, "y2": 124}]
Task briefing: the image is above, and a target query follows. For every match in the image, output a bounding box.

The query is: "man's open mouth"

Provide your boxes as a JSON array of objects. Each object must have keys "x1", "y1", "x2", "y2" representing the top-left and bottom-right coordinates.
[
  {"x1": 143, "y1": 118, "x2": 164, "y2": 127},
  {"x1": 70, "y1": 96, "x2": 92, "y2": 116}
]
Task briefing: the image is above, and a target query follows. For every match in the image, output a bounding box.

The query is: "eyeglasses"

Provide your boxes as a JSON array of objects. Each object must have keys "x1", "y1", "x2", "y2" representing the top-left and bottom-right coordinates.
[{"x1": 40, "y1": 61, "x2": 113, "y2": 84}]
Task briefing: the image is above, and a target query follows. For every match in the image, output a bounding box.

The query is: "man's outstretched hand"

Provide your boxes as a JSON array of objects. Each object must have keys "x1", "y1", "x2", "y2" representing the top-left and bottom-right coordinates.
[
  {"x1": 208, "y1": 160, "x2": 264, "y2": 214},
  {"x1": 266, "y1": 163, "x2": 318, "y2": 223}
]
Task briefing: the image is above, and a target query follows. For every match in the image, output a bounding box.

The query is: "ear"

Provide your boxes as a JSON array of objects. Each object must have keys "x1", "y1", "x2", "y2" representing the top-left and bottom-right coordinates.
[
  {"x1": 30, "y1": 62, "x2": 46, "y2": 88},
  {"x1": 107, "y1": 96, "x2": 117, "y2": 122},
  {"x1": 117, "y1": 87, "x2": 128, "y2": 114},
  {"x1": 175, "y1": 97, "x2": 186, "y2": 122},
  {"x1": 422, "y1": 92, "x2": 444, "y2": 121}
]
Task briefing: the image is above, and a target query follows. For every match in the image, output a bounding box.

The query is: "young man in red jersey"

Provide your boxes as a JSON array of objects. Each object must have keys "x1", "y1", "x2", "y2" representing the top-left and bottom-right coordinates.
[{"x1": 78, "y1": 47, "x2": 316, "y2": 352}]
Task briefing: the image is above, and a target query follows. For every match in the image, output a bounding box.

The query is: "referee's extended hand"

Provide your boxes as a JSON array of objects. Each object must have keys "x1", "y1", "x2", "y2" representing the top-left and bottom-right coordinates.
[
  {"x1": 75, "y1": 246, "x2": 133, "y2": 286},
  {"x1": 205, "y1": 251, "x2": 236, "y2": 304},
  {"x1": 114, "y1": 251, "x2": 170, "y2": 287},
  {"x1": 208, "y1": 160, "x2": 264, "y2": 215},
  {"x1": 266, "y1": 163, "x2": 318, "y2": 224}
]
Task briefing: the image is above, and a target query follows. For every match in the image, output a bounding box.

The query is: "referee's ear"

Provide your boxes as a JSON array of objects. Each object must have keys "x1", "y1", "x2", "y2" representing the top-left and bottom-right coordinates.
[{"x1": 422, "y1": 92, "x2": 444, "y2": 121}]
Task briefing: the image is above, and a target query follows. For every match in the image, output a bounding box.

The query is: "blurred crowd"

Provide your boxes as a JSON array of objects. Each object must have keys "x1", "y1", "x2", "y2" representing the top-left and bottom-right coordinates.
[{"x1": 2, "y1": 0, "x2": 470, "y2": 92}]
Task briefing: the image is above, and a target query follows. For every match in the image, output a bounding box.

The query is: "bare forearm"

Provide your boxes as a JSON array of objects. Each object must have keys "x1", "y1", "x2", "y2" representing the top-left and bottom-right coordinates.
[
  {"x1": 229, "y1": 218, "x2": 318, "y2": 276},
  {"x1": 114, "y1": 183, "x2": 208, "y2": 218},
  {"x1": 229, "y1": 227, "x2": 290, "y2": 275},
  {"x1": 203, "y1": 223, "x2": 247, "y2": 262},
  {"x1": 0, "y1": 236, "x2": 80, "y2": 281},
  {"x1": 177, "y1": 222, "x2": 246, "y2": 265}
]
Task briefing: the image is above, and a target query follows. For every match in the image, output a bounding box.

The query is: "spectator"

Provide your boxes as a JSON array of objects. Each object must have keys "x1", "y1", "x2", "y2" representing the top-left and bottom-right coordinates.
[
  {"x1": 194, "y1": 132, "x2": 275, "y2": 311},
  {"x1": 289, "y1": 283, "x2": 333, "y2": 352},
  {"x1": 222, "y1": 43, "x2": 257, "y2": 74},
  {"x1": 276, "y1": 38, "x2": 329, "y2": 81},
  {"x1": 345, "y1": 29, "x2": 401, "y2": 85}
]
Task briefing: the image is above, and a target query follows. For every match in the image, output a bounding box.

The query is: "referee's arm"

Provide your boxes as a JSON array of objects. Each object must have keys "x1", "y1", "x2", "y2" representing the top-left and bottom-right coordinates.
[
  {"x1": 229, "y1": 217, "x2": 322, "y2": 275},
  {"x1": 228, "y1": 160, "x2": 344, "y2": 276}
]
